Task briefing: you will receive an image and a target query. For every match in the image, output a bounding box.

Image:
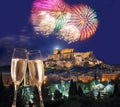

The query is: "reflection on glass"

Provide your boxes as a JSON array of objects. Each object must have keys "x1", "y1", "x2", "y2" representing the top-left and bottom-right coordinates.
[
  {"x1": 28, "y1": 50, "x2": 44, "y2": 107},
  {"x1": 11, "y1": 48, "x2": 27, "y2": 107}
]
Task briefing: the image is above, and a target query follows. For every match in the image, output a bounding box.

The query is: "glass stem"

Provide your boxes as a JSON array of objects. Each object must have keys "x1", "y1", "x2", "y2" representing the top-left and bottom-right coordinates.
[
  {"x1": 12, "y1": 85, "x2": 18, "y2": 107},
  {"x1": 24, "y1": 74, "x2": 26, "y2": 86},
  {"x1": 38, "y1": 86, "x2": 44, "y2": 107}
]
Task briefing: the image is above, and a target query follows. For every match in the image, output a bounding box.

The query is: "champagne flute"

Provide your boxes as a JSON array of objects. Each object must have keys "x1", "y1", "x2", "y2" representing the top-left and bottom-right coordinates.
[
  {"x1": 11, "y1": 48, "x2": 27, "y2": 107},
  {"x1": 28, "y1": 50, "x2": 44, "y2": 107}
]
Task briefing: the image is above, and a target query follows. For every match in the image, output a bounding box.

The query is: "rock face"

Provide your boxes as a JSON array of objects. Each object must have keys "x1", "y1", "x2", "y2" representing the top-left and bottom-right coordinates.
[{"x1": 45, "y1": 48, "x2": 103, "y2": 69}]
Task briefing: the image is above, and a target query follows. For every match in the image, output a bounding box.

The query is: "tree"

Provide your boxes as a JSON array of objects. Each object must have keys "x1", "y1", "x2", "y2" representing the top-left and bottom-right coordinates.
[
  {"x1": 42, "y1": 84, "x2": 49, "y2": 100},
  {"x1": 69, "y1": 80, "x2": 77, "y2": 96},
  {"x1": 54, "y1": 90, "x2": 62, "y2": 100},
  {"x1": 77, "y1": 85, "x2": 83, "y2": 96},
  {"x1": 0, "y1": 73, "x2": 4, "y2": 91},
  {"x1": 113, "y1": 83, "x2": 119, "y2": 95}
]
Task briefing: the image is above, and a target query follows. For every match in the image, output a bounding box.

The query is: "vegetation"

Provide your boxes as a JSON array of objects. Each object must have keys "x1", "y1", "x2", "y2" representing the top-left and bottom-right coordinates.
[{"x1": 0, "y1": 78, "x2": 120, "y2": 107}]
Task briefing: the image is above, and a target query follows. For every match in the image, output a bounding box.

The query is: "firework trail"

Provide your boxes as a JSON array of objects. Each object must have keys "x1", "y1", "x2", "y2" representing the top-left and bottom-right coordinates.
[
  {"x1": 70, "y1": 4, "x2": 98, "y2": 41},
  {"x1": 31, "y1": 0, "x2": 98, "y2": 43},
  {"x1": 31, "y1": 0, "x2": 71, "y2": 35}
]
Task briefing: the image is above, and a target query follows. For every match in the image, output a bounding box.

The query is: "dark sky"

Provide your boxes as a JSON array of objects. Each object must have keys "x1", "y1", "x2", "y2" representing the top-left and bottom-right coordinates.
[{"x1": 0, "y1": 0, "x2": 120, "y2": 66}]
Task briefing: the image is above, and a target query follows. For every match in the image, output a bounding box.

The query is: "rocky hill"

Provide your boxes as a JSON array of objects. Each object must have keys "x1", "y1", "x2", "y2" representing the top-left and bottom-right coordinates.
[{"x1": 44, "y1": 48, "x2": 113, "y2": 71}]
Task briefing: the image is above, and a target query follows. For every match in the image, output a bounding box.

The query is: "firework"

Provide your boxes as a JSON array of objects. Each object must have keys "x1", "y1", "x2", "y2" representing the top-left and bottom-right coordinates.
[
  {"x1": 70, "y1": 4, "x2": 98, "y2": 40},
  {"x1": 55, "y1": 12, "x2": 71, "y2": 30},
  {"x1": 31, "y1": 0, "x2": 71, "y2": 35},
  {"x1": 58, "y1": 24, "x2": 80, "y2": 43},
  {"x1": 32, "y1": 0, "x2": 69, "y2": 12},
  {"x1": 31, "y1": 10, "x2": 71, "y2": 35},
  {"x1": 33, "y1": 11, "x2": 56, "y2": 35},
  {"x1": 31, "y1": 0, "x2": 98, "y2": 43}
]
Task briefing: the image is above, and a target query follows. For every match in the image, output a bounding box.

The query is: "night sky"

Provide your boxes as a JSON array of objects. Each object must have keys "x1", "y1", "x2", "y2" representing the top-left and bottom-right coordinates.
[{"x1": 0, "y1": 0, "x2": 120, "y2": 66}]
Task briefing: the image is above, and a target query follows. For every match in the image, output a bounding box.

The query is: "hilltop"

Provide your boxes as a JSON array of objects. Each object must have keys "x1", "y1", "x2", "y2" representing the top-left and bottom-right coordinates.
[{"x1": 44, "y1": 48, "x2": 115, "y2": 72}]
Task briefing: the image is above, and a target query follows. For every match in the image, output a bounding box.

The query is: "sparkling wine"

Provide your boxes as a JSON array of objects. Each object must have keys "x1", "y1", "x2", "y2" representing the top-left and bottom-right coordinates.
[
  {"x1": 11, "y1": 58, "x2": 27, "y2": 85},
  {"x1": 28, "y1": 59, "x2": 44, "y2": 86}
]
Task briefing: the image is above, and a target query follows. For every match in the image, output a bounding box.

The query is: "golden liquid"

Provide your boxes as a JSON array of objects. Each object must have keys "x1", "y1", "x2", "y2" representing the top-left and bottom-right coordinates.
[
  {"x1": 28, "y1": 59, "x2": 44, "y2": 86},
  {"x1": 11, "y1": 58, "x2": 27, "y2": 85}
]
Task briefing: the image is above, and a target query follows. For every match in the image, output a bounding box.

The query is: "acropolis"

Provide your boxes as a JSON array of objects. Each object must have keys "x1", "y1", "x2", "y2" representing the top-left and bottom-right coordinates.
[{"x1": 45, "y1": 48, "x2": 102, "y2": 68}]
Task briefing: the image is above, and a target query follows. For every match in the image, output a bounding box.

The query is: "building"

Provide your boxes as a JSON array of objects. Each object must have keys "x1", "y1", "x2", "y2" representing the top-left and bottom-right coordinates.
[
  {"x1": 1, "y1": 72, "x2": 120, "y2": 86},
  {"x1": 101, "y1": 73, "x2": 120, "y2": 82},
  {"x1": 45, "y1": 48, "x2": 101, "y2": 68}
]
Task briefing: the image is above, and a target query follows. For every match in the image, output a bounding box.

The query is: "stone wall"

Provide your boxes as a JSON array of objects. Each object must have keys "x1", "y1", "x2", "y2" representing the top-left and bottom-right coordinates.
[{"x1": 46, "y1": 50, "x2": 96, "y2": 68}]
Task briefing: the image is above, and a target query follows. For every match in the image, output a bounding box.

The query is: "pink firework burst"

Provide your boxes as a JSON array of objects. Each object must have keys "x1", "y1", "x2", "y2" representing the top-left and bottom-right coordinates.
[{"x1": 32, "y1": 0, "x2": 70, "y2": 12}]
